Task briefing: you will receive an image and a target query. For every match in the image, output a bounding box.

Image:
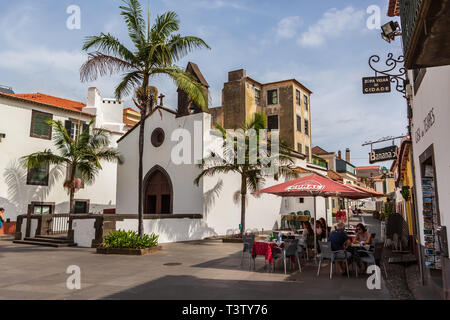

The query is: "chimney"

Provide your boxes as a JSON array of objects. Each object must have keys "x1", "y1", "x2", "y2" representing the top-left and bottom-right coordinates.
[
  {"x1": 346, "y1": 148, "x2": 351, "y2": 163},
  {"x1": 228, "y1": 69, "x2": 246, "y2": 82},
  {"x1": 338, "y1": 150, "x2": 342, "y2": 159}
]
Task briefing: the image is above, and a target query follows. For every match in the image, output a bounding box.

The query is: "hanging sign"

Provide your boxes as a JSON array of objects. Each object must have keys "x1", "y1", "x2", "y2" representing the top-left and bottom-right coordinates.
[
  {"x1": 362, "y1": 76, "x2": 391, "y2": 94},
  {"x1": 369, "y1": 146, "x2": 398, "y2": 163}
]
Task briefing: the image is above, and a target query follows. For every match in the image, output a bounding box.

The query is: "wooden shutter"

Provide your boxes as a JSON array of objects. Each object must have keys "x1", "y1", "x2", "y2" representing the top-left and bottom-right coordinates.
[{"x1": 31, "y1": 110, "x2": 52, "y2": 139}]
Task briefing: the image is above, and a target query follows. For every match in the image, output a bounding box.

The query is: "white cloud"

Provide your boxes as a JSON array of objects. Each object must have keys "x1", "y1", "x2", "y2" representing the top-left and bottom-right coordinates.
[
  {"x1": 298, "y1": 6, "x2": 365, "y2": 47},
  {"x1": 276, "y1": 16, "x2": 302, "y2": 40},
  {"x1": 0, "y1": 47, "x2": 84, "y2": 73}
]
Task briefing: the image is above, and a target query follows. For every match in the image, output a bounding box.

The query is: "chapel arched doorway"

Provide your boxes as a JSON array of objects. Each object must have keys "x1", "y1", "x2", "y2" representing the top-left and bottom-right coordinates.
[{"x1": 143, "y1": 166, "x2": 173, "y2": 214}]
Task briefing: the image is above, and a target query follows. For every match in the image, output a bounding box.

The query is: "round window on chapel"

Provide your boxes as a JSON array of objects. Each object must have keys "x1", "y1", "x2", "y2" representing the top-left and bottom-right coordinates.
[{"x1": 151, "y1": 128, "x2": 165, "y2": 147}]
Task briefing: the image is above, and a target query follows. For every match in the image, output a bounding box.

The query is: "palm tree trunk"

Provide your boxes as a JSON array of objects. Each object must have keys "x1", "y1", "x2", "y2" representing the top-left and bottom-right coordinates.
[
  {"x1": 137, "y1": 77, "x2": 151, "y2": 237},
  {"x1": 69, "y1": 166, "x2": 77, "y2": 214},
  {"x1": 240, "y1": 173, "x2": 247, "y2": 237},
  {"x1": 69, "y1": 190, "x2": 75, "y2": 214},
  {"x1": 68, "y1": 167, "x2": 76, "y2": 239},
  {"x1": 138, "y1": 108, "x2": 146, "y2": 237}
]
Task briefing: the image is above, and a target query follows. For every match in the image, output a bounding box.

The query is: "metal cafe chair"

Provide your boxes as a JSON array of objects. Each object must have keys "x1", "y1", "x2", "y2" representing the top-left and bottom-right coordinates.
[
  {"x1": 317, "y1": 242, "x2": 350, "y2": 279},
  {"x1": 271, "y1": 239, "x2": 302, "y2": 274},
  {"x1": 241, "y1": 234, "x2": 255, "y2": 270}
]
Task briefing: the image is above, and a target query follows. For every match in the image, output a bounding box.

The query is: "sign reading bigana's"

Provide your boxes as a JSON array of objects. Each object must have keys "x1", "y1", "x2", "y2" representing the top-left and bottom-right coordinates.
[
  {"x1": 369, "y1": 146, "x2": 398, "y2": 164},
  {"x1": 362, "y1": 76, "x2": 391, "y2": 94}
]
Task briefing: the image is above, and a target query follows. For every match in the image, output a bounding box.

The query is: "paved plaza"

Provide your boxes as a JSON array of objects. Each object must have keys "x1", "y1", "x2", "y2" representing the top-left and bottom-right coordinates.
[{"x1": 0, "y1": 215, "x2": 391, "y2": 300}]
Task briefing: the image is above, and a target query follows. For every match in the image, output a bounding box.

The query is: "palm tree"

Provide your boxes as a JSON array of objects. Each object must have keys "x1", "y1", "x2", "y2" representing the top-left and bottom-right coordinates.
[
  {"x1": 21, "y1": 120, "x2": 123, "y2": 214},
  {"x1": 194, "y1": 113, "x2": 299, "y2": 237},
  {"x1": 80, "y1": 0, "x2": 210, "y2": 236}
]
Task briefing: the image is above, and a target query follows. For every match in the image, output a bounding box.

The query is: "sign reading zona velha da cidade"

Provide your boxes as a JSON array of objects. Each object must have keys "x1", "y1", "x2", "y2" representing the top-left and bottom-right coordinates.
[
  {"x1": 362, "y1": 76, "x2": 391, "y2": 94},
  {"x1": 369, "y1": 146, "x2": 398, "y2": 164}
]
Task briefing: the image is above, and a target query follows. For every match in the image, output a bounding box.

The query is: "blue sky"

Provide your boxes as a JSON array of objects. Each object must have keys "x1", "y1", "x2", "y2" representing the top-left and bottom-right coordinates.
[{"x1": 0, "y1": 0, "x2": 407, "y2": 167}]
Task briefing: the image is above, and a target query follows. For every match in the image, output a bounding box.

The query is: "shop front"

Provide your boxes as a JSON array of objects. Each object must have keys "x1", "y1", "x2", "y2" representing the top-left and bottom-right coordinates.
[{"x1": 410, "y1": 66, "x2": 450, "y2": 300}]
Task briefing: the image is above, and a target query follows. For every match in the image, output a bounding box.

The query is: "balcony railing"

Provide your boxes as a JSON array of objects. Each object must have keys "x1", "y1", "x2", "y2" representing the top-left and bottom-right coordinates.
[
  {"x1": 311, "y1": 155, "x2": 328, "y2": 169},
  {"x1": 400, "y1": 0, "x2": 423, "y2": 57}
]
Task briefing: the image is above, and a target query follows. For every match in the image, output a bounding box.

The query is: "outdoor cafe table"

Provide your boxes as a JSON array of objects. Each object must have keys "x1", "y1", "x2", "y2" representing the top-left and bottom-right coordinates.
[
  {"x1": 347, "y1": 234, "x2": 357, "y2": 243},
  {"x1": 252, "y1": 241, "x2": 284, "y2": 265}
]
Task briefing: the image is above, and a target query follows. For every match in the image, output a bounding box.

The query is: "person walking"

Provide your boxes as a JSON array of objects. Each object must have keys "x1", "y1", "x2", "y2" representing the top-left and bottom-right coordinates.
[{"x1": 0, "y1": 208, "x2": 5, "y2": 231}]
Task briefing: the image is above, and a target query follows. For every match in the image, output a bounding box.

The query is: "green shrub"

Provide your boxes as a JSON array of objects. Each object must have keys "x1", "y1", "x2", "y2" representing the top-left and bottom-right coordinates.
[{"x1": 101, "y1": 230, "x2": 159, "y2": 249}]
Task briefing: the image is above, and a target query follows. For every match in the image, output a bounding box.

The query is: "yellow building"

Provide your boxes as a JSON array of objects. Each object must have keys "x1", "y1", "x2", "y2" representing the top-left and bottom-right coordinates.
[
  {"x1": 123, "y1": 107, "x2": 140, "y2": 131},
  {"x1": 210, "y1": 69, "x2": 313, "y2": 162},
  {"x1": 391, "y1": 139, "x2": 416, "y2": 236}
]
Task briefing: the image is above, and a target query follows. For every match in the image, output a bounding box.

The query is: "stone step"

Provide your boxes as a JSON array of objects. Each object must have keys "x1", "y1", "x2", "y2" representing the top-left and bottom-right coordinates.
[
  {"x1": 34, "y1": 235, "x2": 70, "y2": 241},
  {"x1": 25, "y1": 237, "x2": 73, "y2": 244},
  {"x1": 13, "y1": 240, "x2": 77, "y2": 248}
]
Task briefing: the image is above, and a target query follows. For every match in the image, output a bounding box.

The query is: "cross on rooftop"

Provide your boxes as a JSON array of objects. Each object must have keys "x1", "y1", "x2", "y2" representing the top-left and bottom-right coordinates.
[{"x1": 158, "y1": 94, "x2": 165, "y2": 106}]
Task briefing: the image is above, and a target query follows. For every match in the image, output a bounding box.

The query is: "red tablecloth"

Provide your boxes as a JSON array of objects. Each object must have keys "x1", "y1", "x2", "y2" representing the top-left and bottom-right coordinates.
[{"x1": 252, "y1": 241, "x2": 283, "y2": 264}]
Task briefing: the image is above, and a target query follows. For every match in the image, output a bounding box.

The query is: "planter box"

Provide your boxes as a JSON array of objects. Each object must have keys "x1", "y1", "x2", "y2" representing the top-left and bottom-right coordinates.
[
  {"x1": 96, "y1": 246, "x2": 162, "y2": 256},
  {"x1": 0, "y1": 222, "x2": 16, "y2": 235}
]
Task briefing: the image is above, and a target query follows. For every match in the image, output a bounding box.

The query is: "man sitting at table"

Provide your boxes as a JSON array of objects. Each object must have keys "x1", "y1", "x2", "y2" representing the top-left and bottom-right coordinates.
[{"x1": 328, "y1": 223, "x2": 352, "y2": 275}]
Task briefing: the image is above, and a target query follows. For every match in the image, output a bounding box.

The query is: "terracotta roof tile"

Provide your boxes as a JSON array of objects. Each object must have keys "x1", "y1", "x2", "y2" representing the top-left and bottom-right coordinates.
[
  {"x1": 10, "y1": 93, "x2": 86, "y2": 112},
  {"x1": 312, "y1": 146, "x2": 329, "y2": 155}
]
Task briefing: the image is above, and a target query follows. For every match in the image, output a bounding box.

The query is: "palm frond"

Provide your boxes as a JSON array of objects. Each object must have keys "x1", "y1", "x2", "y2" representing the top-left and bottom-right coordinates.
[
  {"x1": 151, "y1": 66, "x2": 207, "y2": 110},
  {"x1": 77, "y1": 161, "x2": 99, "y2": 185},
  {"x1": 20, "y1": 150, "x2": 68, "y2": 169},
  {"x1": 119, "y1": 0, "x2": 146, "y2": 47},
  {"x1": 95, "y1": 148, "x2": 124, "y2": 165},
  {"x1": 168, "y1": 35, "x2": 211, "y2": 62},
  {"x1": 194, "y1": 164, "x2": 239, "y2": 186},
  {"x1": 48, "y1": 119, "x2": 74, "y2": 157},
  {"x1": 82, "y1": 33, "x2": 137, "y2": 65},
  {"x1": 151, "y1": 11, "x2": 180, "y2": 41},
  {"x1": 80, "y1": 52, "x2": 136, "y2": 82},
  {"x1": 115, "y1": 71, "x2": 144, "y2": 99}
]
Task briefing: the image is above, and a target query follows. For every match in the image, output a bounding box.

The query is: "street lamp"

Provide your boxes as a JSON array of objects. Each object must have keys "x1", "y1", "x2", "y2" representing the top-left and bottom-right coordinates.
[{"x1": 381, "y1": 21, "x2": 402, "y2": 43}]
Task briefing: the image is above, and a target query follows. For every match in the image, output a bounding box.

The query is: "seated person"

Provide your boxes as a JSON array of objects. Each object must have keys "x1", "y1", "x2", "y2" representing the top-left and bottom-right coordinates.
[
  {"x1": 328, "y1": 223, "x2": 352, "y2": 275},
  {"x1": 302, "y1": 221, "x2": 314, "y2": 239},
  {"x1": 302, "y1": 221, "x2": 315, "y2": 249},
  {"x1": 316, "y1": 220, "x2": 325, "y2": 240},
  {"x1": 353, "y1": 223, "x2": 372, "y2": 273},
  {"x1": 353, "y1": 223, "x2": 372, "y2": 245}
]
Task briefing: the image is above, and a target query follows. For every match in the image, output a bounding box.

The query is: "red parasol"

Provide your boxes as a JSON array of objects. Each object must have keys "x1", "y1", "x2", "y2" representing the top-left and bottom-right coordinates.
[
  {"x1": 346, "y1": 184, "x2": 386, "y2": 198},
  {"x1": 254, "y1": 174, "x2": 371, "y2": 262},
  {"x1": 254, "y1": 174, "x2": 370, "y2": 198}
]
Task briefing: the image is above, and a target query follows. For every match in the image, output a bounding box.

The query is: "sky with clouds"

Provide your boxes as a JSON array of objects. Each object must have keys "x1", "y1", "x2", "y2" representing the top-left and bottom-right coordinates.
[{"x1": 0, "y1": 0, "x2": 407, "y2": 168}]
